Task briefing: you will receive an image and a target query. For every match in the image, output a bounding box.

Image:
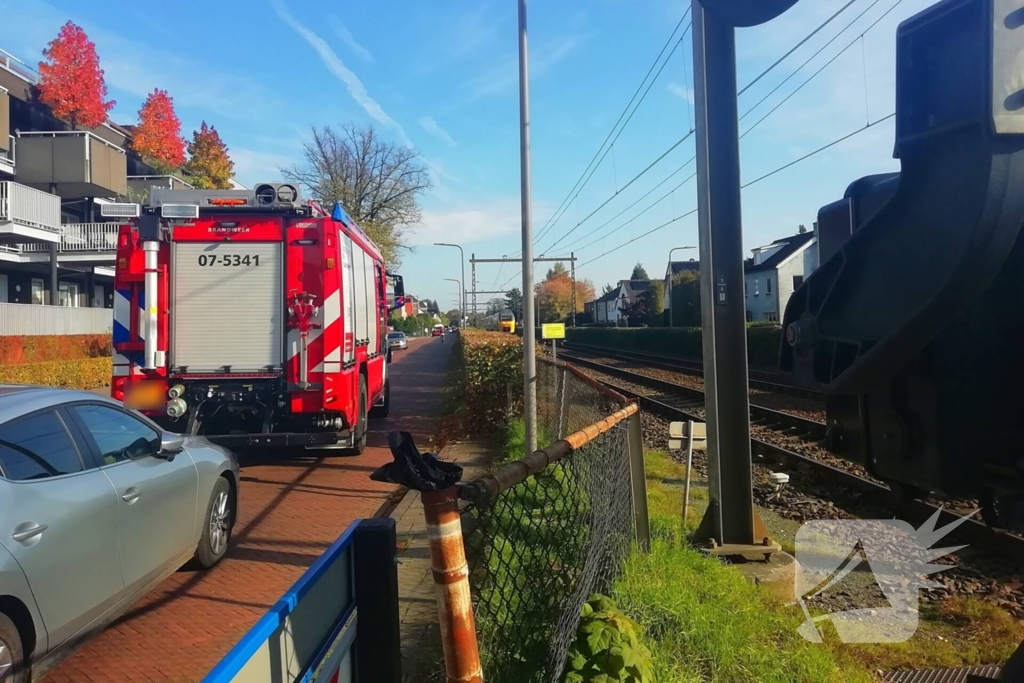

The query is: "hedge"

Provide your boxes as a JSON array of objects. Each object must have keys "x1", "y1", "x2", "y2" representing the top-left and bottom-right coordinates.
[
  {"x1": 448, "y1": 329, "x2": 523, "y2": 438},
  {"x1": 564, "y1": 325, "x2": 784, "y2": 370},
  {"x1": 0, "y1": 357, "x2": 112, "y2": 390},
  {"x1": 0, "y1": 334, "x2": 112, "y2": 365}
]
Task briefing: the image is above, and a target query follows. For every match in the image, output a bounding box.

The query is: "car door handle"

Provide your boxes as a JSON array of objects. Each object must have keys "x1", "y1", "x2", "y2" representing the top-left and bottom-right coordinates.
[
  {"x1": 122, "y1": 488, "x2": 142, "y2": 503},
  {"x1": 12, "y1": 523, "x2": 48, "y2": 542}
]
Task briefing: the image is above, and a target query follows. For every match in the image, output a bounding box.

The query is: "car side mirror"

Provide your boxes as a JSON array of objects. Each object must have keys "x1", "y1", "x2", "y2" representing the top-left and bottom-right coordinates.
[{"x1": 159, "y1": 432, "x2": 185, "y2": 458}]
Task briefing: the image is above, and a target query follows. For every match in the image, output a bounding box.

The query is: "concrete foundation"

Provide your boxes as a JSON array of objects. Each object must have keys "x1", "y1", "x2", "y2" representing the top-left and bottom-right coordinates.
[{"x1": 729, "y1": 551, "x2": 798, "y2": 603}]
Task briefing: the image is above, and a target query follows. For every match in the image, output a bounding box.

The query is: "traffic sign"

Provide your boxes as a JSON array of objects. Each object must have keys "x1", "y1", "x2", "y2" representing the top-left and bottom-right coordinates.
[{"x1": 541, "y1": 323, "x2": 565, "y2": 340}]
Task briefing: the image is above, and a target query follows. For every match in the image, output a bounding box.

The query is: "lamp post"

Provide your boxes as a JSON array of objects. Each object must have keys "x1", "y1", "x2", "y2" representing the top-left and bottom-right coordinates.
[
  {"x1": 444, "y1": 278, "x2": 462, "y2": 326},
  {"x1": 668, "y1": 245, "x2": 697, "y2": 328},
  {"x1": 435, "y1": 243, "x2": 465, "y2": 325}
]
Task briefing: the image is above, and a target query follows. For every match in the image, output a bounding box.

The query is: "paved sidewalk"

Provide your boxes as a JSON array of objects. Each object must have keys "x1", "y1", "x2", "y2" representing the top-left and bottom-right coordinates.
[{"x1": 394, "y1": 441, "x2": 491, "y2": 682}]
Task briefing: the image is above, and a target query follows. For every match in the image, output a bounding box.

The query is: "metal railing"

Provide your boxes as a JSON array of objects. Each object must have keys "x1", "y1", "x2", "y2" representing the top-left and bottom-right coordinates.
[
  {"x1": 0, "y1": 48, "x2": 39, "y2": 84},
  {"x1": 0, "y1": 303, "x2": 113, "y2": 336},
  {"x1": 422, "y1": 358, "x2": 649, "y2": 683},
  {"x1": 0, "y1": 181, "x2": 61, "y2": 233},
  {"x1": 0, "y1": 135, "x2": 14, "y2": 168},
  {"x1": 21, "y1": 223, "x2": 119, "y2": 252},
  {"x1": 16, "y1": 129, "x2": 126, "y2": 154}
]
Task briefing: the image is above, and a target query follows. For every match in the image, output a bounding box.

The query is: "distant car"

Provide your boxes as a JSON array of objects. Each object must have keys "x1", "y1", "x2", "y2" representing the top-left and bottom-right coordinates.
[
  {"x1": 387, "y1": 331, "x2": 408, "y2": 350},
  {"x1": 0, "y1": 385, "x2": 240, "y2": 682},
  {"x1": 431, "y1": 325, "x2": 445, "y2": 337}
]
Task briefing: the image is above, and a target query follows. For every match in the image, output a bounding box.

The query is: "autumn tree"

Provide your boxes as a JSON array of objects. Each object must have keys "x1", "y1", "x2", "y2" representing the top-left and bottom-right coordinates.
[
  {"x1": 132, "y1": 89, "x2": 185, "y2": 171},
  {"x1": 184, "y1": 122, "x2": 234, "y2": 189},
  {"x1": 282, "y1": 124, "x2": 431, "y2": 266},
  {"x1": 631, "y1": 262, "x2": 649, "y2": 280},
  {"x1": 535, "y1": 261, "x2": 595, "y2": 323},
  {"x1": 37, "y1": 21, "x2": 114, "y2": 129}
]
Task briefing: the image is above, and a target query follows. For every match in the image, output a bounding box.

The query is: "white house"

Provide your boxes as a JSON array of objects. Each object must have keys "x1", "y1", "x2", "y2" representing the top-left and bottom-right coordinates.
[
  {"x1": 588, "y1": 279, "x2": 653, "y2": 325},
  {"x1": 744, "y1": 230, "x2": 818, "y2": 323}
]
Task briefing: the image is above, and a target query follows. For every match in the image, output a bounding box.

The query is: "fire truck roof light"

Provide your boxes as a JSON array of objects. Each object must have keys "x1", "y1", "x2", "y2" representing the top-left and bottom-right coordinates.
[
  {"x1": 161, "y1": 204, "x2": 200, "y2": 219},
  {"x1": 100, "y1": 203, "x2": 140, "y2": 218},
  {"x1": 209, "y1": 198, "x2": 248, "y2": 206}
]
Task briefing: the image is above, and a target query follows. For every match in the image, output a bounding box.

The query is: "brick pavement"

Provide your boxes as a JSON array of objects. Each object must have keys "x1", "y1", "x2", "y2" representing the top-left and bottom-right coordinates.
[
  {"x1": 45, "y1": 336, "x2": 452, "y2": 683},
  {"x1": 394, "y1": 442, "x2": 491, "y2": 682}
]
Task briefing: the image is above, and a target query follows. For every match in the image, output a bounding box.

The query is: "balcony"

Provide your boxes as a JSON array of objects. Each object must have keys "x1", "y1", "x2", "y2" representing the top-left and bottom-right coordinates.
[
  {"x1": 22, "y1": 222, "x2": 119, "y2": 253},
  {"x1": 127, "y1": 174, "x2": 193, "y2": 200},
  {"x1": 0, "y1": 135, "x2": 14, "y2": 176},
  {"x1": 15, "y1": 131, "x2": 127, "y2": 199},
  {"x1": 0, "y1": 181, "x2": 60, "y2": 244}
]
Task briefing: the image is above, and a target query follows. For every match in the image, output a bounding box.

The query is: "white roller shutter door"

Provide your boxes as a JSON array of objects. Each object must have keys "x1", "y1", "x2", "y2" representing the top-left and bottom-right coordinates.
[
  {"x1": 171, "y1": 242, "x2": 283, "y2": 372},
  {"x1": 342, "y1": 236, "x2": 355, "y2": 363},
  {"x1": 353, "y1": 247, "x2": 367, "y2": 344},
  {"x1": 364, "y1": 255, "x2": 378, "y2": 353}
]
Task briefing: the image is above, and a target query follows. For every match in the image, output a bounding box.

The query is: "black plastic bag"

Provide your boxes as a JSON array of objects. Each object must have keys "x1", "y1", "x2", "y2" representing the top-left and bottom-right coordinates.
[{"x1": 370, "y1": 431, "x2": 463, "y2": 491}]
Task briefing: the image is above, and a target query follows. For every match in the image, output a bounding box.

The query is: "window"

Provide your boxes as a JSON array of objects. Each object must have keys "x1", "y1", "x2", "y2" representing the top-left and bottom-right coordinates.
[
  {"x1": 766, "y1": 278, "x2": 772, "y2": 296},
  {"x1": 744, "y1": 282, "x2": 748, "y2": 298},
  {"x1": 59, "y1": 283, "x2": 79, "y2": 307},
  {"x1": 793, "y1": 275, "x2": 804, "y2": 289},
  {"x1": 31, "y1": 278, "x2": 45, "y2": 305},
  {"x1": 746, "y1": 311, "x2": 753, "y2": 322},
  {"x1": 0, "y1": 411, "x2": 84, "y2": 481},
  {"x1": 73, "y1": 405, "x2": 160, "y2": 465},
  {"x1": 765, "y1": 312, "x2": 778, "y2": 322},
  {"x1": 754, "y1": 279, "x2": 760, "y2": 296}
]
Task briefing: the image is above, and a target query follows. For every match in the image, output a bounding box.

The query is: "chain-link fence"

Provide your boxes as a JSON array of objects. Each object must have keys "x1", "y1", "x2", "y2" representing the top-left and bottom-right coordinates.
[{"x1": 457, "y1": 358, "x2": 648, "y2": 683}]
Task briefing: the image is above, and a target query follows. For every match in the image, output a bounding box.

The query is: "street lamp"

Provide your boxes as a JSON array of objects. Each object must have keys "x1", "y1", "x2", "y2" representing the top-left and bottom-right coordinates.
[
  {"x1": 444, "y1": 278, "x2": 462, "y2": 326},
  {"x1": 435, "y1": 243, "x2": 465, "y2": 325},
  {"x1": 668, "y1": 246, "x2": 697, "y2": 328}
]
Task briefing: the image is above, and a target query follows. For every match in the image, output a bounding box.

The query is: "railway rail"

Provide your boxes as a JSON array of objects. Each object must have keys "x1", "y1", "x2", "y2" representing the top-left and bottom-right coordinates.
[
  {"x1": 558, "y1": 352, "x2": 1024, "y2": 553},
  {"x1": 561, "y1": 342, "x2": 823, "y2": 400}
]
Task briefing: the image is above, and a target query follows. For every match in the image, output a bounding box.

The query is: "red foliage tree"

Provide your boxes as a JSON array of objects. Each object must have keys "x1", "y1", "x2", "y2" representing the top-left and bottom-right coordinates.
[
  {"x1": 37, "y1": 21, "x2": 114, "y2": 129},
  {"x1": 184, "y1": 122, "x2": 234, "y2": 189},
  {"x1": 132, "y1": 89, "x2": 185, "y2": 170}
]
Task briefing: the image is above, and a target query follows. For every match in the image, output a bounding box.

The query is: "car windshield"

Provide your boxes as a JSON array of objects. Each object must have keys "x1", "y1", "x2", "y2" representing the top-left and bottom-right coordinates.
[{"x1": 388, "y1": 333, "x2": 403, "y2": 339}]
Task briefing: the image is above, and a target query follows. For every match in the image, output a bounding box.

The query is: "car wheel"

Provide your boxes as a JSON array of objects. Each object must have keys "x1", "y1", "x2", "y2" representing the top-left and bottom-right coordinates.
[
  {"x1": 195, "y1": 477, "x2": 233, "y2": 569},
  {"x1": 349, "y1": 375, "x2": 368, "y2": 455},
  {"x1": 369, "y1": 378, "x2": 390, "y2": 419},
  {"x1": 0, "y1": 613, "x2": 26, "y2": 683}
]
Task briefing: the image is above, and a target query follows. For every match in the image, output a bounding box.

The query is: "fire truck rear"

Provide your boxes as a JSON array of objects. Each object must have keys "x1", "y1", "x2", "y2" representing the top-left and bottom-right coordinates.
[{"x1": 109, "y1": 183, "x2": 405, "y2": 453}]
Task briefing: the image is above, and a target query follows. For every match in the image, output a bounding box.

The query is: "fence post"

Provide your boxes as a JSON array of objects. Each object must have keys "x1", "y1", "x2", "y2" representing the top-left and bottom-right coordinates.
[
  {"x1": 625, "y1": 410, "x2": 651, "y2": 551},
  {"x1": 354, "y1": 518, "x2": 402, "y2": 683},
  {"x1": 557, "y1": 368, "x2": 569, "y2": 439},
  {"x1": 421, "y1": 488, "x2": 483, "y2": 683},
  {"x1": 682, "y1": 420, "x2": 694, "y2": 527}
]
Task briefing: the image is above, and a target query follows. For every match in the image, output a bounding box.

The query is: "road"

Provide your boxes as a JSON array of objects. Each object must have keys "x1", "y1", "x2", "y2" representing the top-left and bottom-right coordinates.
[{"x1": 46, "y1": 336, "x2": 451, "y2": 683}]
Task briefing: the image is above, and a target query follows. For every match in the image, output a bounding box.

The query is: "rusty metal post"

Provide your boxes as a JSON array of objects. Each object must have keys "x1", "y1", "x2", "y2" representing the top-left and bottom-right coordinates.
[
  {"x1": 421, "y1": 488, "x2": 483, "y2": 683},
  {"x1": 557, "y1": 368, "x2": 569, "y2": 439},
  {"x1": 625, "y1": 410, "x2": 651, "y2": 551},
  {"x1": 682, "y1": 420, "x2": 695, "y2": 526}
]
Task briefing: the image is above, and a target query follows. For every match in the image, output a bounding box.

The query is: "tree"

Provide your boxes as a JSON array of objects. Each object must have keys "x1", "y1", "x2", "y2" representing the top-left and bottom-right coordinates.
[
  {"x1": 535, "y1": 262, "x2": 595, "y2": 323},
  {"x1": 670, "y1": 270, "x2": 701, "y2": 327},
  {"x1": 601, "y1": 283, "x2": 616, "y2": 295},
  {"x1": 798, "y1": 224, "x2": 808, "y2": 234},
  {"x1": 37, "y1": 21, "x2": 114, "y2": 130},
  {"x1": 504, "y1": 288, "x2": 524, "y2": 319},
  {"x1": 283, "y1": 124, "x2": 431, "y2": 266},
  {"x1": 184, "y1": 122, "x2": 234, "y2": 189},
  {"x1": 445, "y1": 309, "x2": 461, "y2": 322},
  {"x1": 133, "y1": 89, "x2": 185, "y2": 171},
  {"x1": 646, "y1": 280, "x2": 665, "y2": 327},
  {"x1": 631, "y1": 262, "x2": 649, "y2": 280}
]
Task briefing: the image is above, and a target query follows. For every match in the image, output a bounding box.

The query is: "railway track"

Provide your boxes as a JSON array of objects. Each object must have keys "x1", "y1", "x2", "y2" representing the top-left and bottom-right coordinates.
[
  {"x1": 558, "y1": 352, "x2": 1024, "y2": 553},
  {"x1": 561, "y1": 342, "x2": 823, "y2": 400}
]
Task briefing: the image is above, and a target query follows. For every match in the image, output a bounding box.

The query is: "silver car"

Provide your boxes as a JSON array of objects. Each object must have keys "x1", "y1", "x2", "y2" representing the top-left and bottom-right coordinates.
[
  {"x1": 0, "y1": 386, "x2": 239, "y2": 682},
  {"x1": 387, "y1": 331, "x2": 408, "y2": 350}
]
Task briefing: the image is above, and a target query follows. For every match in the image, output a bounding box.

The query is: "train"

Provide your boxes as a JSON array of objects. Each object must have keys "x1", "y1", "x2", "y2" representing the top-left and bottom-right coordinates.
[
  {"x1": 482, "y1": 309, "x2": 516, "y2": 334},
  {"x1": 780, "y1": 0, "x2": 1024, "y2": 533}
]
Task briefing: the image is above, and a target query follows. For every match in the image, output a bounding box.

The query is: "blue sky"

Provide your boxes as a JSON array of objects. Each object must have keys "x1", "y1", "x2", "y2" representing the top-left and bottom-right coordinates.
[{"x1": 2, "y1": 0, "x2": 933, "y2": 310}]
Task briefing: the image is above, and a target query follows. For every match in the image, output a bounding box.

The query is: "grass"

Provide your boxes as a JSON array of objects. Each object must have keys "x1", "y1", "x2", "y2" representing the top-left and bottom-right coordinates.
[{"x1": 614, "y1": 452, "x2": 875, "y2": 682}]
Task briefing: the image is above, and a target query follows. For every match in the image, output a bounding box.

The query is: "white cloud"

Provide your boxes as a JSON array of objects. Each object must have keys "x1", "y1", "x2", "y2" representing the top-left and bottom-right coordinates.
[
  {"x1": 412, "y1": 200, "x2": 533, "y2": 246},
  {"x1": 329, "y1": 17, "x2": 372, "y2": 62},
  {"x1": 270, "y1": 0, "x2": 411, "y2": 146},
  {"x1": 229, "y1": 147, "x2": 298, "y2": 188},
  {"x1": 667, "y1": 82, "x2": 693, "y2": 104},
  {"x1": 418, "y1": 116, "x2": 457, "y2": 147}
]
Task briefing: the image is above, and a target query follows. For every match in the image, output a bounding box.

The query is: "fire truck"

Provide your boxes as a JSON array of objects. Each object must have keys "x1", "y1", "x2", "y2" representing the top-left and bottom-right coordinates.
[{"x1": 106, "y1": 182, "x2": 405, "y2": 454}]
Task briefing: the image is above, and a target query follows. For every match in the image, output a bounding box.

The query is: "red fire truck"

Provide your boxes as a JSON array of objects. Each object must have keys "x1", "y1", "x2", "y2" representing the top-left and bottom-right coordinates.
[{"x1": 108, "y1": 183, "x2": 405, "y2": 454}]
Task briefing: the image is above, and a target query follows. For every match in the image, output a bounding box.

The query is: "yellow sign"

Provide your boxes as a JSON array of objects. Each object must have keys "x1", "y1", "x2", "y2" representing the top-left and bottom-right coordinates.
[{"x1": 541, "y1": 323, "x2": 566, "y2": 340}]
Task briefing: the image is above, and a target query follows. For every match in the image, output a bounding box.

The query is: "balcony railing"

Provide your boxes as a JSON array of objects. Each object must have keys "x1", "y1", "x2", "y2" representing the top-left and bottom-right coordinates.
[
  {"x1": 0, "y1": 48, "x2": 39, "y2": 85},
  {"x1": 22, "y1": 222, "x2": 119, "y2": 252},
  {"x1": 0, "y1": 181, "x2": 61, "y2": 234},
  {"x1": 16, "y1": 130, "x2": 127, "y2": 198},
  {"x1": 0, "y1": 135, "x2": 14, "y2": 171}
]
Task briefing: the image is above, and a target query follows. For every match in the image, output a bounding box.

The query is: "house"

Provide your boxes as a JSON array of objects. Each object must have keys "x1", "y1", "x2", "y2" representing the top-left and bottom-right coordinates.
[
  {"x1": 587, "y1": 279, "x2": 652, "y2": 325},
  {"x1": 0, "y1": 45, "x2": 245, "y2": 316},
  {"x1": 744, "y1": 230, "x2": 818, "y2": 323},
  {"x1": 663, "y1": 259, "x2": 700, "y2": 309}
]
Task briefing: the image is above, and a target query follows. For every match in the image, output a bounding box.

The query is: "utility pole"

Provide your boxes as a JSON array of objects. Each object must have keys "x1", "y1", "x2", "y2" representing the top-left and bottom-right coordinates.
[
  {"x1": 518, "y1": 0, "x2": 538, "y2": 453},
  {"x1": 570, "y1": 252, "x2": 577, "y2": 327},
  {"x1": 690, "y1": 0, "x2": 797, "y2": 559},
  {"x1": 471, "y1": 253, "x2": 477, "y2": 326}
]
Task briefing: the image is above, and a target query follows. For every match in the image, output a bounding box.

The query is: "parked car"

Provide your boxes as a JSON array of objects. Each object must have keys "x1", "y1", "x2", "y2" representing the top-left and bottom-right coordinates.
[
  {"x1": 431, "y1": 324, "x2": 445, "y2": 337},
  {"x1": 0, "y1": 386, "x2": 240, "y2": 682},
  {"x1": 387, "y1": 331, "x2": 408, "y2": 350}
]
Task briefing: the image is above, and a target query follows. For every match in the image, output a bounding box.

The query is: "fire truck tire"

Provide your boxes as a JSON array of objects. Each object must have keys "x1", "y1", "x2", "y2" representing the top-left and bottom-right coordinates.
[
  {"x1": 350, "y1": 375, "x2": 368, "y2": 455},
  {"x1": 0, "y1": 612, "x2": 26, "y2": 683},
  {"x1": 194, "y1": 477, "x2": 234, "y2": 569},
  {"x1": 369, "y1": 378, "x2": 391, "y2": 419}
]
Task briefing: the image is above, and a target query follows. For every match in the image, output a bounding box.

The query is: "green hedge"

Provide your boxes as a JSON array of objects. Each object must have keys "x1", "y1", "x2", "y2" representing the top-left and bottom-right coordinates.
[
  {"x1": 449, "y1": 329, "x2": 524, "y2": 438},
  {"x1": 565, "y1": 325, "x2": 784, "y2": 370},
  {"x1": 0, "y1": 334, "x2": 112, "y2": 365},
  {"x1": 0, "y1": 358, "x2": 112, "y2": 389}
]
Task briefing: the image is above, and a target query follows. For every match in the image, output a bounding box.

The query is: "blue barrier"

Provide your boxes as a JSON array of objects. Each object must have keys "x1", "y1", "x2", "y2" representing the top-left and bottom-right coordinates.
[{"x1": 203, "y1": 518, "x2": 401, "y2": 683}]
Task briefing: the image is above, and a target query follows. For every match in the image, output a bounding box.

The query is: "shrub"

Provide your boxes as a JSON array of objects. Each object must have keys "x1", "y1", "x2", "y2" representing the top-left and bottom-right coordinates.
[
  {"x1": 0, "y1": 358, "x2": 111, "y2": 389},
  {"x1": 565, "y1": 326, "x2": 783, "y2": 370},
  {"x1": 0, "y1": 334, "x2": 112, "y2": 365},
  {"x1": 450, "y1": 329, "x2": 523, "y2": 438},
  {"x1": 563, "y1": 594, "x2": 655, "y2": 683}
]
